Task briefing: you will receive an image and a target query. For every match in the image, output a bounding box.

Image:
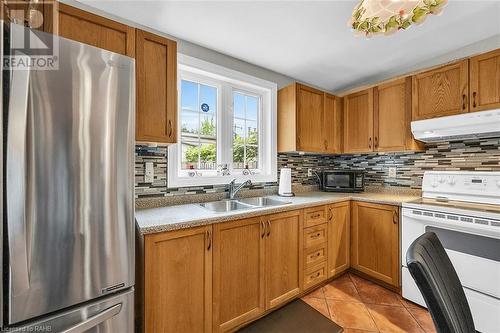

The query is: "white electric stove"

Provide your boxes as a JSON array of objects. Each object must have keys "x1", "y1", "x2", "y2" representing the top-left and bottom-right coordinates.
[{"x1": 402, "y1": 171, "x2": 500, "y2": 333}]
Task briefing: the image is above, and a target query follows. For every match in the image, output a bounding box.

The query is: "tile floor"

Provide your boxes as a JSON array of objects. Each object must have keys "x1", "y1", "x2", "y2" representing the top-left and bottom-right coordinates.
[{"x1": 301, "y1": 273, "x2": 436, "y2": 333}]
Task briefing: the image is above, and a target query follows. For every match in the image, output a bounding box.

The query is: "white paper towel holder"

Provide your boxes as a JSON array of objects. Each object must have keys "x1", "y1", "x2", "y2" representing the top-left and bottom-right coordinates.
[
  {"x1": 278, "y1": 168, "x2": 295, "y2": 197},
  {"x1": 278, "y1": 192, "x2": 295, "y2": 197}
]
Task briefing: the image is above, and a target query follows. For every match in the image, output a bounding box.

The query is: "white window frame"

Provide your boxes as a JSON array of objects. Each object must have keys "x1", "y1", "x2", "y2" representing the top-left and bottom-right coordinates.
[{"x1": 168, "y1": 54, "x2": 277, "y2": 188}]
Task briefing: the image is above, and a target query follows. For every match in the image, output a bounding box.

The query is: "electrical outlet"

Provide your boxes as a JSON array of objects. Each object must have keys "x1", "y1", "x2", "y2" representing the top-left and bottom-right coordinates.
[
  {"x1": 308, "y1": 168, "x2": 313, "y2": 177},
  {"x1": 388, "y1": 167, "x2": 397, "y2": 178},
  {"x1": 145, "y1": 162, "x2": 155, "y2": 183}
]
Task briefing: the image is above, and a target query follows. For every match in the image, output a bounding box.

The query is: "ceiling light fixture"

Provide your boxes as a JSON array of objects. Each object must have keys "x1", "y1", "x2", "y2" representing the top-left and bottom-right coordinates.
[{"x1": 349, "y1": 0, "x2": 447, "y2": 37}]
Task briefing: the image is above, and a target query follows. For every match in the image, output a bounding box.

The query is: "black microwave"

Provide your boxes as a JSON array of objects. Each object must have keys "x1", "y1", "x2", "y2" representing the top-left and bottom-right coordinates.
[{"x1": 320, "y1": 170, "x2": 365, "y2": 192}]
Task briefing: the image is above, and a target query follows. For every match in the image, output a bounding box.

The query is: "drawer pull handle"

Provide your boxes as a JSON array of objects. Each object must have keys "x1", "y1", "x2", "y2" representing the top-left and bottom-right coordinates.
[
  {"x1": 310, "y1": 213, "x2": 321, "y2": 219},
  {"x1": 311, "y1": 272, "x2": 321, "y2": 279},
  {"x1": 311, "y1": 233, "x2": 321, "y2": 238}
]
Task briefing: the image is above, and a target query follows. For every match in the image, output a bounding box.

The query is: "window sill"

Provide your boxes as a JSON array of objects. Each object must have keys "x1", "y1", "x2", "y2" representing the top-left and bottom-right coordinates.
[{"x1": 167, "y1": 173, "x2": 277, "y2": 188}]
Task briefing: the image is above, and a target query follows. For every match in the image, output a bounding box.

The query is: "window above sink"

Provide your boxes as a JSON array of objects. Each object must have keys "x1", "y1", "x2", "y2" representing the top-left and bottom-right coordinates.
[{"x1": 168, "y1": 55, "x2": 278, "y2": 188}]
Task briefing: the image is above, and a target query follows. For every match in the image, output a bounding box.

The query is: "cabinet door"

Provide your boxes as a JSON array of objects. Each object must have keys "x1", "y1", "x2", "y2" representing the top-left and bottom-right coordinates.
[
  {"x1": 144, "y1": 226, "x2": 212, "y2": 333},
  {"x1": 45, "y1": 3, "x2": 135, "y2": 56},
  {"x1": 412, "y1": 60, "x2": 469, "y2": 120},
  {"x1": 327, "y1": 201, "x2": 350, "y2": 278},
  {"x1": 351, "y1": 202, "x2": 399, "y2": 288},
  {"x1": 213, "y1": 218, "x2": 265, "y2": 332},
  {"x1": 265, "y1": 210, "x2": 303, "y2": 309},
  {"x1": 470, "y1": 49, "x2": 500, "y2": 112},
  {"x1": 324, "y1": 94, "x2": 343, "y2": 153},
  {"x1": 136, "y1": 29, "x2": 177, "y2": 143},
  {"x1": 296, "y1": 84, "x2": 324, "y2": 152},
  {"x1": 343, "y1": 89, "x2": 374, "y2": 153}
]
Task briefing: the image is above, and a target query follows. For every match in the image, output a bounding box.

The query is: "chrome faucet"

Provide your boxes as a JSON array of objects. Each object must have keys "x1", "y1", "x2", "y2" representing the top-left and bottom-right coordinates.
[{"x1": 228, "y1": 178, "x2": 252, "y2": 200}]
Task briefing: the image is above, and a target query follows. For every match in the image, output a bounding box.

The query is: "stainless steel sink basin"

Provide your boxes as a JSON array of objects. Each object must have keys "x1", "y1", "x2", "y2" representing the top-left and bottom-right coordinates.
[
  {"x1": 199, "y1": 197, "x2": 290, "y2": 212},
  {"x1": 199, "y1": 200, "x2": 253, "y2": 213},
  {"x1": 237, "y1": 197, "x2": 290, "y2": 207}
]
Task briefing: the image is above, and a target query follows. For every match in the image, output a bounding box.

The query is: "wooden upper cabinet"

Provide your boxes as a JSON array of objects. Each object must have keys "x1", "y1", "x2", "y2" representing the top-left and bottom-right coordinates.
[
  {"x1": 136, "y1": 29, "x2": 177, "y2": 143},
  {"x1": 45, "y1": 3, "x2": 135, "y2": 57},
  {"x1": 412, "y1": 60, "x2": 469, "y2": 120},
  {"x1": 470, "y1": 49, "x2": 500, "y2": 112},
  {"x1": 264, "y1": 210, "x2": 303, "y2": 310},
  {"x1": 212, "y1": 218, "x2": 265, "y2": 333},
  {"x1": 324, "y1": 94, "x2": 343, "y2": 154},
  {"x1": 350, "y1": 202, "x2": 399, "y2": 288},
  {"x1": 343, "y1": 89, "x2": 374, "y2": 153},
  {"x1": 296, "y1": 84, "x2": 325, "y2": 152},
  {"x1": 144, "y1": 226, "x2": 212, "y2": 333},
  {"x1": 374, "y1": 78, "x2": 423, "y2": 152},
  {"x1": 3, "y1": 0, "x2": 45, "y2": 30},
  {"x1": 327, "y1": 201, "x2": 350, "y2": 278},
  {"x1": 278, "y1": 83, "x2": 341, "y2": 153}
]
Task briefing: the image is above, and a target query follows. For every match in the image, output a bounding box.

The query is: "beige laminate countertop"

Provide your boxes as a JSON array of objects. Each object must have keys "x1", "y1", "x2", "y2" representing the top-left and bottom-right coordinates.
[{"x1": 135, "y1": 190, "x2": 420, "y2": 235}]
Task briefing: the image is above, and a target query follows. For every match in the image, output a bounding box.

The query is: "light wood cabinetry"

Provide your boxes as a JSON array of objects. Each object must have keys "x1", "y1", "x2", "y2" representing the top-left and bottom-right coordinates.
[
  {"x1": 136, "y1": 29, "x2": 178, "y2": 143},
  {"x1": 144, "y1": 226, "x2": 212, "y2": 333},
  {"x1": 324, "y1": 94, "x2": 343, "y2": 153},
  {"x1": 350, "y1": 201, "x2": 399, "y2": 288},
  {"x1": 278, "y1": 83, "x2": 342, "y2": 154},
  {"x1": 412, "y1": 60, "x2": 469, "y2": 120},
  {"x1": 45, "y1": 3, "x2": 135, "y2": 57},
  {"x1": 470, "y1": 49, "x2": 500, "y2": 112},
  {"x1": 343, "y1": 89, "x2": 374, "y2": 153},
  {"x1": 264, "y1": 210, "x2": 303, "y2": 310},
  {"x1": 327, "y1": 201, "x2": 350, "y2": 278},
  {"x1": 212, "y1": 218, "x2": 265, "y2": 333},
  {"x1": 302, "y1": 205, "x2": 329, "y2": 290},
  {"x1": 374, "y1": 78, "x2": 423, "y2": 152}
]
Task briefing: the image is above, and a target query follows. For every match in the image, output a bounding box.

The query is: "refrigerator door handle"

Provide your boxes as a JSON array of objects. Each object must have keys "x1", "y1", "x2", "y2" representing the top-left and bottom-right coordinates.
[
  {"x1": 61, "y1": 303, "x2": 122, "y2": 333},
  {"x1": 6, "y1": 58, "x2": 31, "y2": 296}
]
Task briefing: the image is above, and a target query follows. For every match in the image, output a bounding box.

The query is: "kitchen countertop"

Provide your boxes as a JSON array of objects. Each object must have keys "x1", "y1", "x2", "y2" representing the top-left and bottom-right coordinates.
[{"x1": 135, "y1": 189, "x2": 420, "y2": 235}]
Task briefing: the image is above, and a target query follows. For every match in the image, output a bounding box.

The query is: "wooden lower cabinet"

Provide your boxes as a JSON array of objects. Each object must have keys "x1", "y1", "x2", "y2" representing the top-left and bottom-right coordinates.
[
  {"x1": 144, "y1": 225, "x2": 212, "y2": 333},
  {"x1": 212, "y1": 217, "x2": 265, "y2": 333},
  {"x1": 327, "y1": 201, "x2": 350, "y2": 278},
  {"x1": 265, "y1": 210, "x2": 303, "y2": 309},
  {"x1": 350, "y1": 201, "x2": 400, "y2": 288}
]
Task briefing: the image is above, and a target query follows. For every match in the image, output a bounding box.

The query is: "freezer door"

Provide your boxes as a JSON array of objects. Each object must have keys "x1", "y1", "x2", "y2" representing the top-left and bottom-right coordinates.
[
  {"x1": 10, "y1": 289, "x2": 134, "y2": 333},
  {"x1": 6, "y1": 25, "x2": 135, "y2": 324}
]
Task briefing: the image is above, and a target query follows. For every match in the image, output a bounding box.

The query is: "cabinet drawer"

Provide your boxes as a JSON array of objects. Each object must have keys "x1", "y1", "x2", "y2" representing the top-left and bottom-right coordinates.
[
  {"x1": 304, "y1": 261, "x2": 327, "y2": 290},
  {"x1": 304, "y1": 206, "x2": 328, "y2": 227},
  {"x1": 304, "y1": 243, "x2": 327, "y2": 269},
  {"x1": 304, "y1": 224, "x2": 328, "y2": 248}
]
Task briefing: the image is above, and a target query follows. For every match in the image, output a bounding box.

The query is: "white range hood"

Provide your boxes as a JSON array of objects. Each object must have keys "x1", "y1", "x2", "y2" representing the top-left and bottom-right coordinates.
[{"x1": 411, "y1": 109, "x2": 500, "y2": 142}]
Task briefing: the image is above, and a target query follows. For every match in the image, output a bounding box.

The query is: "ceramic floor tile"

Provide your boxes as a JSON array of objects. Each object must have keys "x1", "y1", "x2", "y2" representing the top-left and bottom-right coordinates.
[
  {"x1": 302, "y1": 286, "x2": 325, "y2": 300},
  {"x1": 349, "y1": 273, "x2": 376, "y2": 289},
  {"x1": 327, "y1": 300, "x2": 378, "y2": 332},
  {"x1": 301, "y1": 296, "x2": 331, "y2": 319},
  {"x1": 407, "y1": 306, "x2": 437, "y2": 333},
  {"x1": 367, "y1": 304, "x2": 425, "y2": 333},
  {"x1": 398, "y1": 295, "x2": 422, "y2": 309},
  {"x1": 342, "y1": 329, "x2": 378, "y2": 333},
  {"x1": 323, "y1": 278, "x2": 362, "y2": 303},
  {"x1": 355, "y1": 282, "x2": 402, "y2": 306}
]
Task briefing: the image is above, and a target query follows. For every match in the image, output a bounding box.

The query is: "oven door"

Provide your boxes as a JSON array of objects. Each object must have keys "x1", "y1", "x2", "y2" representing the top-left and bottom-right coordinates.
[
  {"x1": 323, "y1": 172, "x2": 354, "y2": 191},
  {"x1": 401, "y1": 208, "x2": 500, "y2": 333}
]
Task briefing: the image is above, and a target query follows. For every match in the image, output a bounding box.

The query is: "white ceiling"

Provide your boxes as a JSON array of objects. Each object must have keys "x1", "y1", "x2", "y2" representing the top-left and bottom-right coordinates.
[{"x1": 80, "y1": 1, "x2": 500, "y2": 92}]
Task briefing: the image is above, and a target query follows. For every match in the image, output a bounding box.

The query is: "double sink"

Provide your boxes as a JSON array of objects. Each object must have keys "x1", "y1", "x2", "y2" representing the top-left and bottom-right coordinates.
[{"x1": 199, "y1": 197, "x2": 291, "y2": 213}]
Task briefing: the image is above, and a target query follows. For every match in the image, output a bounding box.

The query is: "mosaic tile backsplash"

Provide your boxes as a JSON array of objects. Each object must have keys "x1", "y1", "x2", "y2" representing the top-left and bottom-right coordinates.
[{"x1": 135, "y1": 137, "x2": 500, "y2": 198}]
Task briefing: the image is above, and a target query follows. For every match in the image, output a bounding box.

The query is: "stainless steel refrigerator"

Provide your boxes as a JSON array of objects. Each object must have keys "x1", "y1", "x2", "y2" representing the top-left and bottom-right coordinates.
[{"x1": 1, "y1": 22, "x2": 135, "y2": 332}]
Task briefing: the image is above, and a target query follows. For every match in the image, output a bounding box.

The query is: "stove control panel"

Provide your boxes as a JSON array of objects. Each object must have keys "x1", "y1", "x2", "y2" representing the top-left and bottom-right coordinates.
[{"x1": 422, "y1": 171, "x2": 500, "y2": 205}]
